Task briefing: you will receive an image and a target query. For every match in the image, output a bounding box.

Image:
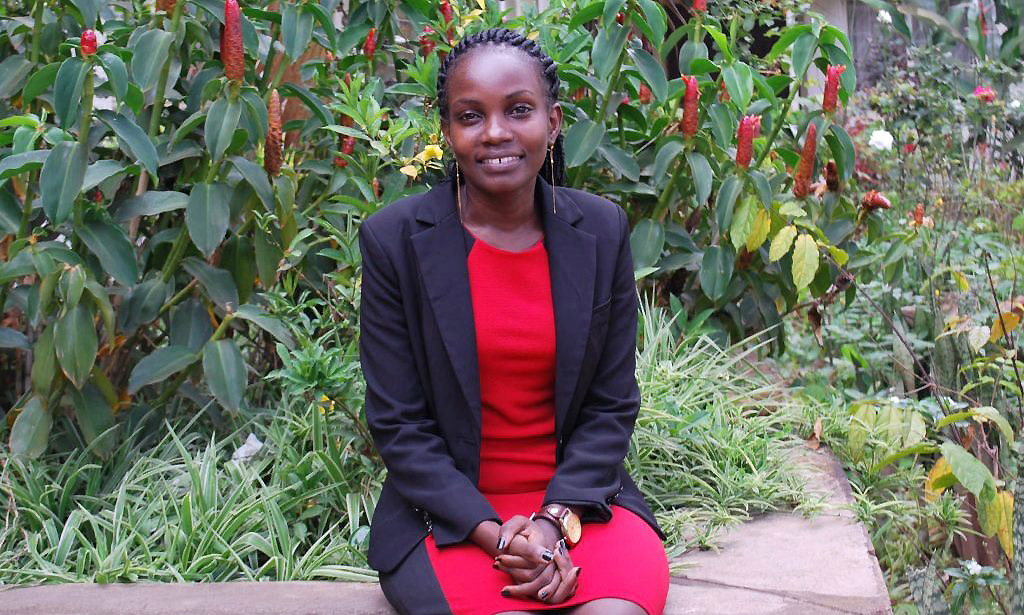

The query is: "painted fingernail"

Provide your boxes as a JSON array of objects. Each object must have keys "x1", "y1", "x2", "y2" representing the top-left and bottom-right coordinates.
[
  {"x1": 501, "y1": 589, "x2": 511, "y2": 597},
  {"x1": 496, "y1": 537, "x2": 507, "y2": 551},
  {"x1": 542, "y1": 550, "x2": 554, "y2": 562},
  {"x1": 558, "y1": 539, "x2": 568, "y2": 554},
  {"x1": 539, "y1": 590, "x2": 549, "y2": 600},
  {"x1": 492, "y1": 560, "x2": 500, "y2": 569},
  {"x1": 575, "y1": 566, "x2": 582, "y2": 577}
]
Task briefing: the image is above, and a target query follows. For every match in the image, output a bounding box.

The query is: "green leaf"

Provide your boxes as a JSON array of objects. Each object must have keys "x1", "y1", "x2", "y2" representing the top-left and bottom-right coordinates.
[
  {"x1": 779, "y1": 201, "x2": 807, "y2": 217},
  {"x1": 40, "y1": 142, "x2": 86, "y2": 225},
  {"x1": 9, "y1": 397, "x2": 51, "y2": 459},
  {"x1": 791, "y1": 234, "x2": 819, "y2": 291},
  {"x1": 96, "y1": 110, "x2": 160, "y2": 177},
  {"x1": 629, "y1": 218, "x2": 665, "y2": 270},
  {"x1": 686, "y1": 152, "x2": 712, "y2": 205},
  {"x1": 169, "y1": 299, "x2": 214, "y2": 353},
  {"x1": 204, "y1": 96, "x2": 242, "y2": 162},
  {"x1": 68, "y1": 0, "x2": 98, "y2": 26},
  {"x1": 0, "y1": 56, "x2": 33, "y2": 101},
  {"x1": 82, "y1": 160, "x2": 127, "y2": 192},
  {"x1": 747, "y1": 170, "x2": 773, "y2": 208},
  {"x1": 708, "y1": 104, "x2": 733, "y2": 149},
  {"x1": 636, "y1": 0, "x2": 667, "y2": 47},
  {"x1": 593, "y1": 24, "x2": 629, "y2": 81},
  {"x1": 827, "y1": 124, "x2": 855, "y2": 182},
  {"x1": 70, "y1": 383, "x2": 117, "y2": 457},
  {"x1": 119, "y1": 278, "x2": 168, "y2": 334},
  {"x1": 185, "y1": 183, "x2": 231, "y2": 259},
  {"x1": 0, "y1": 326, "x2": 30, "y2": 350},
  {"x1": 254, "y1": 226, "x2": 282, "y2": 287},
  {"x1": 22, "y1": 61, "x2": 59, "y2": 105},
  {"x1": 791, "y1": 32, "x2": 818, "y2": 78},
  {"x1": 569, "y1": 1, "x2": 603, "y2": 30},
  {"x1": 700, "y1": 245, "x2": 735, "y2": 302},
  {"x1": 767, "y1": 24, "x2": 813, "y2": 61},
  {"x1": 54, "y1": 57, "x2": 88, "y2": 128},
  {"x1": 722, "y1": 62, "x2": 754, "y2": 112},
  {"x1": 769, "y1": 225, "x2": 798, "y2": 262},
  {"x1": 598, "y1": 144, "x2": 640, "y2": 181},
  {"x1": 230, "y1": 156, "x2": 275, "y2": 211},
  {"x1": 0, "y1": 187, "x2": 18, "y2": 233},
  {"x1": 281, "y1": 1, "x2": 314, "y2": 60},
  {"x1": 628, "y1": 48, "x2": 667, "y2": 102},
  {"x1": 113, "y1": 190, "x2": 188, "y2": 221},
  {"x1": 182, "y1": 257, "x2": 240, "y2": 310},
  {"x1": 128, "y1": 345, "x2": 199, "y2": 394},
  {"x1": 652, "y1": 139, "x2": 684, "y2": 186},
  {"x1": 563, "y1": 118, "x2": 605, "y2": 167},
  {"x1": 54, "y1": 303, "x2": 98, "y2": 389},
  {"x1": 602, "y1": 0, "x2": 626, "y2": 28},
  {"x1": 278, "y1": 83, "x2": 330, "y2": 126},
  {"x1": 730, "y1": 195, "x2": 756, "y2": 251},
  {"x1": 31, "y1": 325, "x2": 57, "y2": 395},
  {"x1": 76, "y1": 218, "x2": 138, "y2": 287},
  {"x1": 203, "y1": 339, "x2": 246, "y2": 412},
  {"x1": 940, "y1": 441, "x2": 995, "y2": 497},
  {"x1": 715, "y1": 174, "x2": 742, "y2": 231},
  {"x1": 0, "y1": 150, "x2": 49, "y2": 180},
  {"x1": 98, "y1": 52, "x2": 128, "y2": 101},
  {"x1": 131, "y1": 29, "x2": 174, "y2": 92},
  {"x1": 974, "y1": 406, "x2": 1014, "y2": 444},
  {"x1": 703, "y1": 24, "x2": 733, "y2": 63},
  {"x1": 235, "y1": 304, "x2": 296, "y2": 349}
]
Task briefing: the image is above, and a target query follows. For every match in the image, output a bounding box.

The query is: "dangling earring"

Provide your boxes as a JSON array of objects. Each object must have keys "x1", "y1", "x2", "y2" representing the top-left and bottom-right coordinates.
[
  {"x1": 455, "y1": 161, "x2": 464, "y2": 221},
  {"x1": 548, "y1": 143, "x2": 557, "y2": 215}
]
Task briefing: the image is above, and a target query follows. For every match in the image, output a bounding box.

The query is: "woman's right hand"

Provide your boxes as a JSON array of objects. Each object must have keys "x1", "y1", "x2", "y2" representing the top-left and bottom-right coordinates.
[
  {"x1": 494, "y1": 517, "x2": 580, "y2": 602},
  {"x1": 500, "y1": 541, "x2": 580, "y2": 603}
]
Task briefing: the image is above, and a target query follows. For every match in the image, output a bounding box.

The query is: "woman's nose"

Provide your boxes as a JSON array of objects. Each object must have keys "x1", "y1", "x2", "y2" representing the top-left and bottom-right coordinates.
[{"x1": 482, "y1": 115, "x2": 512, "y2": 143}]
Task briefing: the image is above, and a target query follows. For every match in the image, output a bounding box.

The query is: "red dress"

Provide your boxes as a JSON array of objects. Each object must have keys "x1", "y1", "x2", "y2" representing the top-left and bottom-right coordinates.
[{"x1": 423, "y1": 233, "x2": 669, "y2": 615}]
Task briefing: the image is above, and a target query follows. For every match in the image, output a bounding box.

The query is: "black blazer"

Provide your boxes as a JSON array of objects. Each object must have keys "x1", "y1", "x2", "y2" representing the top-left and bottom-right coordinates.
[{"x1": 358, "y1": 177, "x2": 663, "y2": 574}]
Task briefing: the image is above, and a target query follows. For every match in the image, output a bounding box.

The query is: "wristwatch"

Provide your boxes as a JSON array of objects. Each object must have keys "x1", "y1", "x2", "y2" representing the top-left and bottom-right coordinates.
[{"x1": 531, "y1": 504, "x2": 582, "y2": 548}]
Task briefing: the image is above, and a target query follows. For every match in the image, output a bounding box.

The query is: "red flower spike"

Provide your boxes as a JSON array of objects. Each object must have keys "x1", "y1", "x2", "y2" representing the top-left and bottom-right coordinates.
[
  {"x1": 334, "y1": 157, "x2": 348, "y2": 168},
  {"x1": 157, "y1": 0, "x2": 177, "y2": 12},
  {"x1": 638, "y1": 84, "x2": 652, "y2": 104},
  {"x1": 822, "y1": 65, "x2": 846, "y2": 112},
  {"x1": 420, "y1": 26, "x2": 436, "y2": 56},
  {"x1": 81, "y1": 30, "x2": 97, "y2": 57},
  {"x1": 681, "y1": 76, "x2": 699, "y2": 137},
  {"x1": 912, "y1": 203, "x2": 925, "y2": 226},
  {"x1": 903, "y1": 143, "x2": 917, "y2": 154},
  {"x1": 735, "y1": 115, "x2": 759, "y2": 169},
  {"x1": 793, "y1": 123, "x2": 817, "y2": 198},
  {"x1": 441, "y1": 0, "x2": 454, "y2": 24},
  {"x1": 344, "y1": 72, "x2": 352, "y2": 87},
  {"x1": 341, "y1": 136, "x2": 356, "y2": 156},
  {"x1": 620, "y1": 95, "x2": 630, "y2": 106},
  {"x1": 364, "y1": 28, "x2": 377, "y2": 59},
  {"x1": 825, "y1": 160, "x2": 839, "y2": 192},
  {"x1": 222, "y1": 0, "x2": 244, "y2": 81},
  {"x1": 264, "y1": 89, "x2": 283, "y2": 176},
  {"x1": 693, "y1": 0, "x2": 707, "y2": 11},
  {"x1": 860, "y1": 190, "x2": 891, "y2": 212}
]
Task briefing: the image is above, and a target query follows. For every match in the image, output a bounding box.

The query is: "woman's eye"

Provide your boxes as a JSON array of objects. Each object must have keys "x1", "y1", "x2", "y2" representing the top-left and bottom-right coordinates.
[
  {"x1": 511, "y1": 105, "x2": 532, "y2": 116},
  {"x1": 459, "y1": 111, "x2": 480, "y2": 122}
]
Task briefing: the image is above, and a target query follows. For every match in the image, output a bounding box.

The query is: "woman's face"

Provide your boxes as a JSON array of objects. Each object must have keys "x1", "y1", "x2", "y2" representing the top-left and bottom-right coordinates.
[{"x1": 442, "y1": 45, "x2": 562, "y2": 199}]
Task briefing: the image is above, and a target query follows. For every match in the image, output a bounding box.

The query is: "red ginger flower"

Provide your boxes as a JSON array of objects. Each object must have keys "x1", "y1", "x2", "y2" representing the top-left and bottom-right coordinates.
[
  {"x1": 681, "y1": 76, "x2": 699, "y2": 137},
  {"x1": 822, "y1": 65, "x2": 846, "y2": 112},
  {"x1": 735, "y1": 115, "x2": 760, "y2": 169},
  {"x1": 638, "y1": 84, "x2": 652, "y2": 104},
  {"x1": 364, "y1": 28, "x2": 377, "y2": 59},
  {"x1": 265, "y1": 89, "x2": 282, "y2": 176},
  {"x1": 157, "y1": 0, "x2": 177, "y2": 12},
  {"x1": 860, "y1": 190, "x2": 891, "y2": 212},
  {"x1": 222, "y1": 0, "x2": 244, "y2": 81},
  {"x1": 693, "y1": 0, "x2": 707, "y2": 11},
  {"x1": 440, "y1": 0, "x2": 453, "y2": 24},
  {"x1": 793, "y1": 123, "x2": 817, "y2": 198},
  {"x1": 81, "y1": 29, "x2": 97, "y2": 56},
  {"x1": 420, "y1": 26, "x2": 436, "y2": 56},
  {"x1": 973, "y1": 86, "x2": 996, "y2": 103}
]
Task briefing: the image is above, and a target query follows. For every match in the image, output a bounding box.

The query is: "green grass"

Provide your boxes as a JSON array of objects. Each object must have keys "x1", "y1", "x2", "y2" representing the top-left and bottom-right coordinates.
[{"x1": 1, "y1": 299, "x2": 818, "y2": 584}]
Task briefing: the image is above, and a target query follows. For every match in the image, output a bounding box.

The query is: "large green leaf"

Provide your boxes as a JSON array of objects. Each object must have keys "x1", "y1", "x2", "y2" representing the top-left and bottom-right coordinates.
[
  {"x1": 182, "y1": 257, "x2": 240, "y2": 310},
  {"x1": 254, "y1": 226, "x2": 282, "y2": 288},
  {"x1": 31, "y1": 325, "x2": 57, "y2": 395},
  {"x1": 21, "y1": 61, "x2": 58, "y2": 105},
  {"x1": 220, "y1": 235, "x2": 255, "y2": 304},
  {"x1": 230, "y1": 156, "x2": 275, "y2": 211},
  {"x1": 700, "y1": 245, "x2": 735, "y2": 302},
  {"x1": 0, "y1": 150, "x2": 49, "y2": 180},
  {"x1": 54, "y1": 303, "x2": 98, "y2": 389},
  {"x1": 940, "y1": 441, "x2": 995, "y2": 497},
  {"x1": 636, "y1": 0, "x2": 667, "y2": 47},
  {"x1": 76, "y1": 218, "x2": 138, "y2": 288},
  {"x1": 791, "y1": 234, "x2": 819, "y2": 291},
  {"x1": 131, "y1": 29, "x2": 174, "y2": 92},
  {"x1": 0, "y1": 56, "x2": 34, "y2": 101},
  {"x1": 708, "y1": 104, "x2": 734, "y2": 150},
  {"x1": 98, "y1": 52, "x2": 128, "y2": 101},
  {"x1": 281, "y1": 1, "x2": 314, "y2": 60},
  {"x1": 9, "y1": 397, "x2": 51, "y2": 459},
  {"x1": 170, "y1": 299, "x2": 214, "y2": 353},
  {"x1": 70, "y1": 383, "x2": 117, "y2": 456},
  {"x1": 128, "y1": 345, "x2": 199, "y2": 394},
  {"x1": 652, "y1": 139, "x2": 684, "y2": 186},
  {"x1": 82, "y1": 160, "x2": 127, "y2": 192},
  {"x1": 54, "y1": 57, "x2": 88, "y2": 129},
  {"x1": 97, "y1": 110, "x2": 160, "y2": 177},
  {"x1": 629, "y1": 218, "x2": 665, "y2": 271},
  {"x1": 722, "y1": 62, "x2": 754, "y2": 112},
  {"x1": 40, "y1": 142, "x2": 86, "y2": 225},
  {"x1": 791, "y1": 32, "x2": 818, "y2": 78},
  {"x1": 113, "y1": 190, "x2": 189, "y2": 221},
  {"x1": 686, "y1": 152, "x2": 713, "y2": 205},
  {"x1": 592, "y1": 24, "x2": 629, "y2": 81},
  {"x1": 767, "y1": 24, "x2": 813, "y2": 61},
  {"x1": 0, "y1": 327, "x2": 30, "y2": 350},
  {"x1": 563, "y1": 118, "x2": 605, "y2": 167},
  {"x1": 714, "y1": 174, "x2": 742, "y2": 231},
  {"x1": 205, "y1": 96, "x2": 242, "y2": 162},
  {"x1": 203, "y1": 339, "x2": 246, "y2": 412},
  {"x1": 598, "y1": 144, "x2": 640, "y2": 181},
  {"x1": 186, "y1": 182, "x2": 231, "y2": 259},
  {"x1": 0, "y1": 187, "x2": 18, "y2": 233},
  {"x1": 730, "y1": 195, "x2": 756, "y2": 251},
  {"x1": 119, "y1": 278, "x2": 168, "y2": 334},
  {"x1": 235, "y1": 304, "x2": 295, "y2": 350},
  {"x1": 627, "y1": 48, "x2": 667, "y2": 102},
  {"x1": 827, "y1": 124, "x2": 856, "y2": 182}
]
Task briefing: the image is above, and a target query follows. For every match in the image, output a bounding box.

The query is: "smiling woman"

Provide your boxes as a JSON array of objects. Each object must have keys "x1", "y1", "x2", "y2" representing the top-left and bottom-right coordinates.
[{"x1": 358, "y1": 28, "x2": 669, "y2": 615}]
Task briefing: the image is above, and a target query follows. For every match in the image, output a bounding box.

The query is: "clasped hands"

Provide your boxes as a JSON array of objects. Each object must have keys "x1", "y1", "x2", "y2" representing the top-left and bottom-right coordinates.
[{"x1": 491, "y1": 515, "x2": 581, "y2": 604}]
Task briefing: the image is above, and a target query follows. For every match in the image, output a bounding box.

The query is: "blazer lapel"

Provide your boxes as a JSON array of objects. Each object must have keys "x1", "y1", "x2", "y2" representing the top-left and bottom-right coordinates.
[
  {"x1": 410, "y1": 183, "x2": 481, "y2": 433},
  {"x1": 538, "y1": 180, "x2": 596, "y2": 441}
]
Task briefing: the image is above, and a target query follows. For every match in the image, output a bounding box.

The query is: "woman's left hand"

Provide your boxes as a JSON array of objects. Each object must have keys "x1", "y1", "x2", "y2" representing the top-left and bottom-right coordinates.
[{"x1": 493, "y1": 515, "x2": 561, "y2": 583}]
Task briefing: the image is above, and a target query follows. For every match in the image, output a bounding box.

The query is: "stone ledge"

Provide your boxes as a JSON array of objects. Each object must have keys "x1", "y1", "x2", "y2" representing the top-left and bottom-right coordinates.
[{"x1": 0, "y1": 447, "x2": 891, "y2": 615}]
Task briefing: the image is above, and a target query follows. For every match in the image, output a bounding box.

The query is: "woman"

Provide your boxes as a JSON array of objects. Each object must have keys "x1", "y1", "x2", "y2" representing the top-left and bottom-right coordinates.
[{"x1": 358, "y1": 27, "x2": 669, "y2": 615}]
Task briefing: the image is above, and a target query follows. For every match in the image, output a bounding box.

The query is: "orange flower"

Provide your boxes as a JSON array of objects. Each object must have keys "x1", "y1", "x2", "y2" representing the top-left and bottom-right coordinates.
[
  {"x1": 793, "y1": 123, "x2": 817, "y2": 198},
  {"x1": 222, "y1": 0, "x2": 244, "y2": 81},
  {"x1": 681, "y1": 76, "x2": 699, "y2": 137},
  {"x1": 264, "y1": 90, "x2": 282, "y2": 176}
]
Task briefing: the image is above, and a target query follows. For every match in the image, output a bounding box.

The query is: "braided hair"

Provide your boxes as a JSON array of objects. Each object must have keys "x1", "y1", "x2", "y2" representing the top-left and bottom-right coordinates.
[{"x1": 437, "y1": 27, "x2": 566, "y2": 187}]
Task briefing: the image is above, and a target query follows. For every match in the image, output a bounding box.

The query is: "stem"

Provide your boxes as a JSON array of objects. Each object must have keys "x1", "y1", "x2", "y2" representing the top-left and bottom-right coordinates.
[
  {"x1": 79, "y1": 68, "x2": 94, "y2": 147},
  {"x1": 160, "y1": 228, "x2": 191, "y2": 284},
  {"x1": 753, "y1": 48, "x2": 815, "y2": 169},
  {"x1": 30, "y1": 0, "x2": 43, "y2": 65},
  {"x1": 146, "y1": 0, "x2": 184, "y2": 141},
  {"x1": 653, "y1": 140, "x2": 692, "y2": 219},
  {"x1": 158, "y1": 278, "x2": 199, "y2": 316},
  {"x1": 16, "y1": 176, "x2": 36, "y2": 240},
  {"x1": 258, "y1": 23, "x2": 281, "y2": 92}
]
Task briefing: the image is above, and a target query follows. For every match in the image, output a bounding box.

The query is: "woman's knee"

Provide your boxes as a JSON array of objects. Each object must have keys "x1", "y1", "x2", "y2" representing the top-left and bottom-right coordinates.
[{"x1": 569, "y1": 598, "x2": 647, "y2": 615}]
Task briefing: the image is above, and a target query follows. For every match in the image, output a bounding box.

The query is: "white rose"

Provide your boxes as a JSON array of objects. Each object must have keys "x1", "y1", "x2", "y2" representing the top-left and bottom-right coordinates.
[
  {"x1": 1011, "y1": 99, "x2": 1021, "y2": 109},
  {"x1": 868, "y1": 129, "x2": 894, "y2": 151},
  {"x1": 876, "y1": 10, "x2": 892, "y2": 24}
]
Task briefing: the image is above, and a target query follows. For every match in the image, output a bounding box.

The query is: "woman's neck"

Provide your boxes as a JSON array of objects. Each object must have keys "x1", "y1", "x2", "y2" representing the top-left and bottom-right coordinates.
[{"x1": 460, "y1": 180, "x2": 543, "y2": 250}]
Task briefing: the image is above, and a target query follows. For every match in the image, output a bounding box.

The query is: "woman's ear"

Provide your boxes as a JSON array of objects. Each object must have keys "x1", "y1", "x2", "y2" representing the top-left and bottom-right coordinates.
[
  {"x1": 548, "y1": 102, "x2": 563, "y2": 144},
  {"x1": 440, "y1": 120, "x2": 452, "y2": 150}
]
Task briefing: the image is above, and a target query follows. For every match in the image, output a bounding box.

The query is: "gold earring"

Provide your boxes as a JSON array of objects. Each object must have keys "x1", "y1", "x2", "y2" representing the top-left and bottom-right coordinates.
[
  {"x1": 549, "y1": 143, "x2": 557, "y2": 215},
  {"x1": 455, "y1": 162, "x2": 464, "y2": 221}
]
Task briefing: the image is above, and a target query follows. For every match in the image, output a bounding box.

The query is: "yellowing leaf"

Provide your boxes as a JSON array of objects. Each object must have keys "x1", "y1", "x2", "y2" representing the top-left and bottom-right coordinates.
[
  {"x1": 769, "y1": 225, "x2": 798, "y2": 262},
  {"x1": 953, "y1": 270, "x2": 969, "y2": 291},
  {"x1": 730, "y1": 195, "x2": 756, "y2": 251},
  {"x1": 399, "y1": 164, "x2": 419, "y2": 178},
  {"x1": 476, "y1": 0, "x2": 486, "y2": 9},
  {"x1": 997, "y1": 490, "x2": 1013, "y2": 559},
  {"x1": 925, "y1": 456, "x2": 954, "y2": 501},
  {"x1": 745, "y1": 208, "x2": 771, "y2": 252},
  {"x1": 778, "y1": 201, "x2": 807, "y2": 217},
  {"x1": 791, "y1": 234, "x2": 819, "y2": 291},
  {"x1": 968, "y1": 325, "x2": 990, "y2": 352},
  {"x1": 990, "y1": 311, "x2": 1021, "y2": 344},
  {"x1": 978, "y1": 483, "x2": 1001, "y2": 536},
  {"x1": 828, "y1": 245, "x2": 848, "y2": 266}
]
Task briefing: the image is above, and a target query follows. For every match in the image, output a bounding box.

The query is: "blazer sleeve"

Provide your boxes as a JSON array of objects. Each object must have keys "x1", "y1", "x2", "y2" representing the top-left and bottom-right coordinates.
[
  {"x1": 543, "y1": 205, "x2": 640, "y2": 521},
  {"x1": 358, "y1": 222, "x2": 500, "y2": 546}
]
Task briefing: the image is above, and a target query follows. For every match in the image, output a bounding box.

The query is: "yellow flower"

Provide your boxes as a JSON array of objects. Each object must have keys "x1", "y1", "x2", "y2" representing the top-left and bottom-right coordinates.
[
  {"x1": 400, "y1": 164, "x2": 420, "y2": 179},
  {"x1": 421, "y1": 144, "x2": 443, "y2": 162}
]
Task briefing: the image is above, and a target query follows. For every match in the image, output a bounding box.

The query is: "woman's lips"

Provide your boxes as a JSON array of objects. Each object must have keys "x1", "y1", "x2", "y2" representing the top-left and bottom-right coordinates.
[{"x1": 478, "y1": 155, "x2": 524, "y2": 169}]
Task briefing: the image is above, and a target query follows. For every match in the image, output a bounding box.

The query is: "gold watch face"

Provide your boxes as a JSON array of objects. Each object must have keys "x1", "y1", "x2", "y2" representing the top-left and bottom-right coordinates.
[{"x1": 564, "y1": 514, "x2": 582, "y2": 543}]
